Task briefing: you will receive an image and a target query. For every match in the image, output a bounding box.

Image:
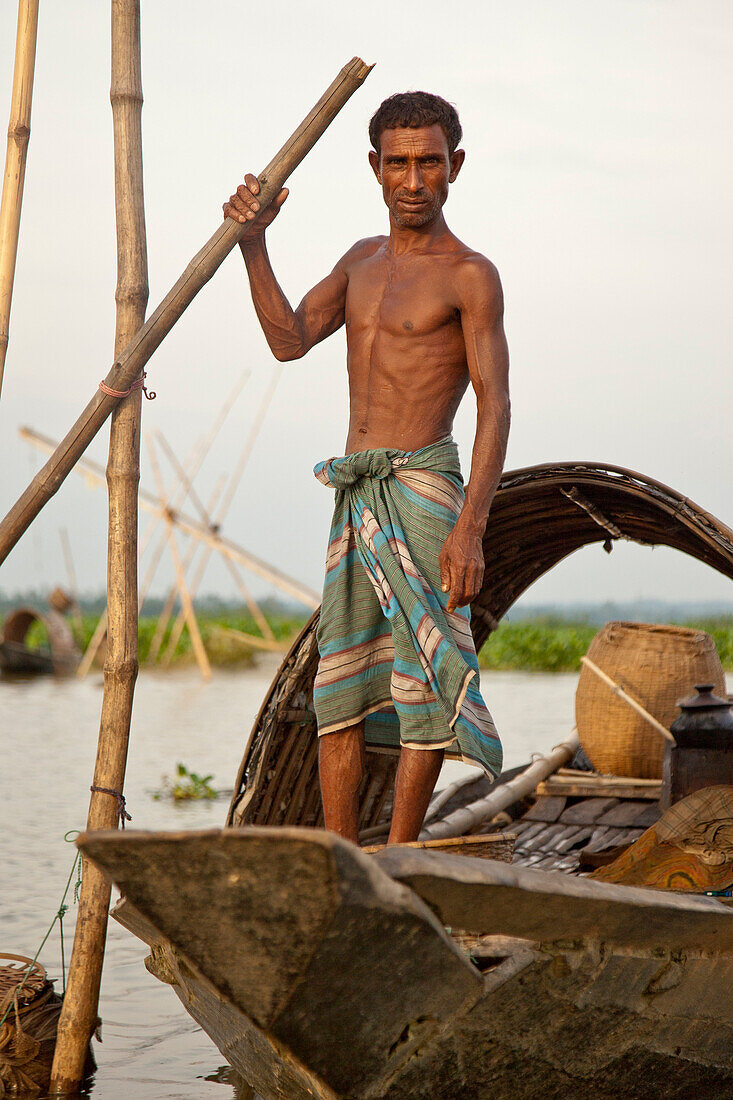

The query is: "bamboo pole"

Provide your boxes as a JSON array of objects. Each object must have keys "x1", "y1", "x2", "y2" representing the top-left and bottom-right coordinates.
[
  {"x1": 0, "y1": 57, "x2": 372, "y2": 562},
  {"x1": 0, "y1": 0, "x2": 39, "y2": 397},
  {"x1": 580, "y1": 656, "x2": 675, "y2": 743},
  {"x1": 20, "y1": 425, "x2": 321, "y2": 607},
  {"x1": 50, "y1": 3, "x2": 149, "y2": 1091},
  {"x1": 146, "y1": 434, "x2": 211, "y2": 679},
  {"x1": 417, "y1": 731, "x2": 581, "y2": 842}
]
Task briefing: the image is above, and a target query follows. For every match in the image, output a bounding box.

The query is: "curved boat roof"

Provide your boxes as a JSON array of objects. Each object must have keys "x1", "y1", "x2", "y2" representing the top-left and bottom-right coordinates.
[{"x1": 227, "y1": 461, "x2": 733, "y2": 832}]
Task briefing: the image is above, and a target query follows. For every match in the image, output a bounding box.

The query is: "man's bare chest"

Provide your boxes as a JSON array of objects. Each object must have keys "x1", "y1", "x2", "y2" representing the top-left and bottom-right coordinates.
[{"x1": 345, "y1": 256, "x2": 460, "y2": 341}]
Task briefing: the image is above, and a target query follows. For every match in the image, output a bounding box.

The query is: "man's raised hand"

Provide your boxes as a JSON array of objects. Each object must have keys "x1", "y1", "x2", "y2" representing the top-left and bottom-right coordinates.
[{"x1": 223, "y1": 173, "x2": 288, "y2": 233}]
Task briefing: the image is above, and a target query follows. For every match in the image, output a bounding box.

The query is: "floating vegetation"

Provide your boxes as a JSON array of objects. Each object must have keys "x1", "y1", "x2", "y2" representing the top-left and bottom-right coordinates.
[{"x1": 153, "y1": 763, "x2": 221, "y2": 802}]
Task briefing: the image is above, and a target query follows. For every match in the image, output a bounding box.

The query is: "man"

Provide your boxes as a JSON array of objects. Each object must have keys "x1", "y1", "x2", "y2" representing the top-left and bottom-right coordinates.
[{"x1": 224, "y1": 92, "x2": 509, "y2": 845}]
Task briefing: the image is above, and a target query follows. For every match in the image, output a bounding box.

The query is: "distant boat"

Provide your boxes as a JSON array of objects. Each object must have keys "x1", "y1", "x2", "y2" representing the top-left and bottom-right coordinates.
[{"x1": 0, "y1": 604, "x2": 79, "y2": 676}]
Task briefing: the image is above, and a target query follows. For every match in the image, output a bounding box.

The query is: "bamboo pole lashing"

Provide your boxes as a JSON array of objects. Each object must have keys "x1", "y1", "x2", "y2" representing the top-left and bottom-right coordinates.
[
  {"x1": 146, "y1": 434, "x2": 211, "y2": 679},
  {"x1": 50, "y1": 3, "x2": 149, "y2": 1092},
  {"x1": 580, "y1": 656, "x2": 675, "y2": 743},
  {"x1": 0, "y1": 57, "x2": 373, "y2": 563},
  {"x1": 0, "y1": 0, "x2": 39, "y2": 397},
  {"x1": 21, "y1": 425, "x2": 320, "y2": 608}
]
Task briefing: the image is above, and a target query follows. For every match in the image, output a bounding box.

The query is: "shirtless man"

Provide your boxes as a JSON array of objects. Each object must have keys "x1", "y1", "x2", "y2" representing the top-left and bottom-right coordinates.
[{"x1": 224, "y1": 92, "x2": 510, "y2": 844}]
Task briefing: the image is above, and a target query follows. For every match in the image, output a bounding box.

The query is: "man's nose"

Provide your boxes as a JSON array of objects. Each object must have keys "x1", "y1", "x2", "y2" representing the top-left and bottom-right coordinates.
[{"x1": 405, "y1": 163, "x2": 423, "y2": 192}]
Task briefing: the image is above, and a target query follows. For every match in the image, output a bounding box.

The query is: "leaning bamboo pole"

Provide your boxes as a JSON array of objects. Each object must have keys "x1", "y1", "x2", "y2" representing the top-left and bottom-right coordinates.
[
  {"x1": 0, "y1": 0, "x2": 39, "y2": 397},
  {"x1": 50, "y1": 2, "x2": 149, "y2": 1091},
  {"x1": 0, "y1": 56, "x2": 372, "y2": 563}
]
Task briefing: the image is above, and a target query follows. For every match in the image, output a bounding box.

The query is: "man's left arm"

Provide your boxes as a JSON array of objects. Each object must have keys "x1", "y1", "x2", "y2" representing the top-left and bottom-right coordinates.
[{"x1": 440, "y1": 256, "x2": 510, "y2": 614}]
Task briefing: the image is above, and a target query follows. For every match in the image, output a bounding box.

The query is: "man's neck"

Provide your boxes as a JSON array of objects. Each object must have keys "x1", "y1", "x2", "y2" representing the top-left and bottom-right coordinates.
[{"x1": 386, "y1": 212, "x2": 451, "y2": 255}]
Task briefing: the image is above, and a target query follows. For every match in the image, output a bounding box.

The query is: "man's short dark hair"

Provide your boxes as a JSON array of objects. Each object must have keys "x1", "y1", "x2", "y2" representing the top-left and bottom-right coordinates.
[{"x1": 369, "y1": 92, "x2": 462, "y2": 157}]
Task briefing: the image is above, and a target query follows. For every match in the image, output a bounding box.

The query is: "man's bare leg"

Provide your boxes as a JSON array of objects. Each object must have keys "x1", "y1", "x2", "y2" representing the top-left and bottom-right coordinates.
[
  {"x1": 388, "y1": 746, "x2": 445, "y2": 844},
  {"x1": 318, "y1": 722, "x2": 365, "y2": 843}
]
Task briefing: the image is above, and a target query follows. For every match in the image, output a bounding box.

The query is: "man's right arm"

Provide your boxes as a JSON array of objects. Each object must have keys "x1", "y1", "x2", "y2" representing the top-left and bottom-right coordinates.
[{"x1": 224, "y1": 173, "x2": 348, "y2": 362}]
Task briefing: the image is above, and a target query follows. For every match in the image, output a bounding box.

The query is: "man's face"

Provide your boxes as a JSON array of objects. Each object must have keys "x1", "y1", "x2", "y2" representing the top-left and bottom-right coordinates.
[{"x1": 369, "y1": 124, "x2": 464, "y2": 229}]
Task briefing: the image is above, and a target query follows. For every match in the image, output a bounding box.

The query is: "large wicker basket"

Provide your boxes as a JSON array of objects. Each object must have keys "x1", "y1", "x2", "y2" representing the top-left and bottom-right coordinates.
[{"x1": 575, "y1": 622, "x2": 726, "y2": 779}]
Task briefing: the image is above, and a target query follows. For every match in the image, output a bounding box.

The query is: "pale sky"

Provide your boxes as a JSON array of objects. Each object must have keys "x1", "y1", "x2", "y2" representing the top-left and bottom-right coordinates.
[{"x1": 0, "y1": 0, "x2": 732, "y2": 611}]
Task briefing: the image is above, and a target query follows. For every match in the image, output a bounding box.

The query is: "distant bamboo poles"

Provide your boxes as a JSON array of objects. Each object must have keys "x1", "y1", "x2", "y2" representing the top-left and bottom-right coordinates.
[
  {"x1": 0, "y1": 0, "x2": 39, "y2": 397},
  {"x1": 51, "y1": 1, "x2": 149, "y2": 1091}
]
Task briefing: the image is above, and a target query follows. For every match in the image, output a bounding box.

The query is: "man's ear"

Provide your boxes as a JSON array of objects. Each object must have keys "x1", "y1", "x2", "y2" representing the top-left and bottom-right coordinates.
[
  {"x1": 368, "y1": 149, "x2": 381, "y2": 183},
  {"x1": 449, "y1": 148, "x2": 465, "y2": 183}
]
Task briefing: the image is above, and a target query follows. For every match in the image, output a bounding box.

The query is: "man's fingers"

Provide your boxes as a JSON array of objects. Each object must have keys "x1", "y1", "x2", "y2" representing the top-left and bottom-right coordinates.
[
  {"x1": 236, "y1": 184, "x2": 260, "y2": 220},
  {"x1": 439, "y1": 554, "x2": 451, "y2": 596},
  {"x1": 447, "y1": 566, "x2": 467, "y2": 613},
  {"x1": 274, "y1": 187, "x2": 289, "y2": 208},
  {"x1": 244, "y1": 173, "x2": 260, "y2": 195}
]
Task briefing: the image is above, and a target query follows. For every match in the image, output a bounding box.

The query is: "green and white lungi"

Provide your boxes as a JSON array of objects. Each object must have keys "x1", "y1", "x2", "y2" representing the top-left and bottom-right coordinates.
[{"x1": 312, "y1": 436, "x2": 502, "y2": 778}]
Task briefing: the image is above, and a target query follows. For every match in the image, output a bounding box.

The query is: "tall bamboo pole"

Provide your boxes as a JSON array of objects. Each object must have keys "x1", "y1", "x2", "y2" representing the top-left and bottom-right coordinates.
[
  {"x1": 0, "y1": 0, "x2": 39, "y2": 397},
  {"x1": 0, "y1": 57, "x2": 372, "y2": 563},
  {"x1": 50, "y1": 2, "x2": 149, "y2": 1091}
]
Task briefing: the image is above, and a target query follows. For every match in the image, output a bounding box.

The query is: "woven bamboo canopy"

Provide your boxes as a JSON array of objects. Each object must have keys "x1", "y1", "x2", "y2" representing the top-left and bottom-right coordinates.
[{"x1": 228, "y1": 461, "x2": 733, "y2": 834}]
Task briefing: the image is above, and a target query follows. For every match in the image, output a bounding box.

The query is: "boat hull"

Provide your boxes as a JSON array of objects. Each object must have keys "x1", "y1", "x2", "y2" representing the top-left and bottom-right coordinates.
[{"x1": 79, "y1": 828, "x2": 733, "y2": 1100}]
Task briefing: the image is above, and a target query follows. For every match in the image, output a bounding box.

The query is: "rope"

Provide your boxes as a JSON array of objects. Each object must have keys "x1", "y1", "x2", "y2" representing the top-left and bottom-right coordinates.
[
  {"x1": 0, "y1": 834, "x2": 82, "y2": 1030},
  {"x1": 89, "y1": 786, "x2": 132, "y2": 828},
  {"x1": 99, "y1": 371, "x2": 156, "y2": 401}
]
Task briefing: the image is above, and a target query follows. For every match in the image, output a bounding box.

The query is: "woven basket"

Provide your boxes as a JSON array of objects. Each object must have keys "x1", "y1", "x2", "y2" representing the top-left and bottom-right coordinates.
[
  {"x1": 575, "y1": 622, "x2": 726, "y2": 779},
  {"x1": 0, "y1": 953, "x2": 63, "y2": 1097}
]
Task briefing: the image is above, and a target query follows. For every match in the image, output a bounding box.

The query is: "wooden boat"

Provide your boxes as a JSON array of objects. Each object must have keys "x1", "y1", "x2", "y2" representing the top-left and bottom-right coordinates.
[
  {"x1": 78, "y1": 462, "x2": 733, "y2": 1098},
  {"x1": 0, "y1": 605, "x2": 79, "y2": 676},
  {"x1": 81, "y1": 823, "x2": 733, "y2": 1100}
]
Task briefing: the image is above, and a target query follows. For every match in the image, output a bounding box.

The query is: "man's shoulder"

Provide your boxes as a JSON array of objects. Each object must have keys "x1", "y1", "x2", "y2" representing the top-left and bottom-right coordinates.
[
  {"x1": 336, "y1": 235, "x2": 386, "y2": 272},
  {"x1": 449, "y1": 245, "x2": 503, "y2": 306}
]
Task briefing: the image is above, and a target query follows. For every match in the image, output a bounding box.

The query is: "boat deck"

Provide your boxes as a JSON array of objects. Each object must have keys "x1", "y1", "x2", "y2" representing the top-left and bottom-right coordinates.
[{"x1": 510, "y1": 794, "x2": 661, "y2": 874}]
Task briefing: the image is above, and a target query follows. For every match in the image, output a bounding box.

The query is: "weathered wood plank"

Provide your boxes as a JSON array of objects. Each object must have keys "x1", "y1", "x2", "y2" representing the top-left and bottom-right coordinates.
[
  {"x1": 522, "y1": 796, "x2": 567, "y2": 823},
  {"x1": 373, "y1": 847, "x2": 733, "y2": 954},
  {"x1": 559, "y1": 798, "x2": 620, "y2": 825},
  {"x1": 596, "y1": 800, "x2": 654, "y2": 827},
  {"x1": 538, "y1": 775, "x2": 661, "y2": 800}
]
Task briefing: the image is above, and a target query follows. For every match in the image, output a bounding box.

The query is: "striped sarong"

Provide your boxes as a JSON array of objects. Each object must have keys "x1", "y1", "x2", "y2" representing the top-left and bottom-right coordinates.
[{"x1": 312, "y1": 436, "x2": 502, "y2": 778}]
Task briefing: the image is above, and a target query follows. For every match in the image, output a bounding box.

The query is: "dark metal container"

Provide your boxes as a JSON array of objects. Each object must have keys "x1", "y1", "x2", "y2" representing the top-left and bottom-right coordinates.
[{"x1": 661, "y1": 684, "x2": 733, "y2": 808}]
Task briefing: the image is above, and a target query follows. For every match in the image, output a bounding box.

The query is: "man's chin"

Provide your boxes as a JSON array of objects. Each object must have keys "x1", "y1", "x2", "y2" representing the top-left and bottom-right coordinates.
[{"x1": 391, "y1": 206, "x2": 436, "y2": 229}]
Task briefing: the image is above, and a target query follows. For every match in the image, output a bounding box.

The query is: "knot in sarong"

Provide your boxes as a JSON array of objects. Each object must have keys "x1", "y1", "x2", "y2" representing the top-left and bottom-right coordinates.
[{"x1": 314, "y1": 436, "x2": 460, "y2": 491}]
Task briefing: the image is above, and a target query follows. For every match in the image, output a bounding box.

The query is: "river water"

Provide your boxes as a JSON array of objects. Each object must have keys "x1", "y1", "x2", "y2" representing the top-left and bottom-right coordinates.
[{"x1": 1, "y1": 660, "x2": 578, "y2": 1098}]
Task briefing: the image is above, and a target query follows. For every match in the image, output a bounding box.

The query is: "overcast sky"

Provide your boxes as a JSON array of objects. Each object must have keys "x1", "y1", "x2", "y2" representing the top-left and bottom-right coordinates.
[{"x1": 0, "y1": 0, "x2": 731, "y2": 612}]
